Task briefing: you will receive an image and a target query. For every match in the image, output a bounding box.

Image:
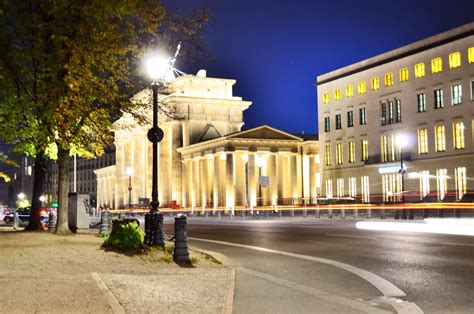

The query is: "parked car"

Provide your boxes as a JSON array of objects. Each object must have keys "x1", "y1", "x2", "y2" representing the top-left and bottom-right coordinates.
[{"x1": 3, "y1": 207, "x2": 49, "y2": 225}]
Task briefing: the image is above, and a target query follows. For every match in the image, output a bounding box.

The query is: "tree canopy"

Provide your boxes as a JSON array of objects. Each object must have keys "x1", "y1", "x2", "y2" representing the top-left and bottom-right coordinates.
[{"x1": 0, "y1": 0, "x2": 208, "y2": 233}]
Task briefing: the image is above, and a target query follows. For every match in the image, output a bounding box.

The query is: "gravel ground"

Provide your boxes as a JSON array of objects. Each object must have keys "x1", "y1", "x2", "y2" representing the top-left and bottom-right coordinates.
[{"x1": 0, "y1": 227, "x2": 231, "y2": 314}]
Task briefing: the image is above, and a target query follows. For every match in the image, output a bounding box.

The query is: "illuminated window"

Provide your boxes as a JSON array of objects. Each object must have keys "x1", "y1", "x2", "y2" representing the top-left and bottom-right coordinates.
[
  {"x1": 451, "y1": 84, "x2": 462, "y2": 105},
  {"x1": 348, "y1": 177, "x2": 356, "y2": 197},
  {"x1": 334, "y1": 89, "x2": 342, "y2": 101},
  {"x1": 323, "y1": 92, "x2": 330, "y2": 104},
  {"x1": 336, "y1": 178, "x2": 344, "y2": 197},
  {"x1": 435, "y1": 125, "x2": 446, "y2": 152},
  {"x1": 370, "y1": 77, "x2": 380, "y2": 90},
  {"x1": 414, "y1": 63, "x2": 425, "y2": 78},
  {"x1": 399, "y1": 68, "x2": 409, "y2": 82},
  {"x1": 326, "y1": 179, "x2": 333, "y2": 198},
  {"x1": 436, "y1": 169, "x2": 448, "y2": 201},
  {"x1": 434, "y1": 89, "x2": 443, "y2": 109},
  {"x1": 419, "y1": 170, "x2": 430, "y2": 199},
  {"x1": 361, "y1": 176, "x2": 369, "y2": 203},
  {"x1": 361, "y1": 138, "x2": 368, "y2": 161},
  {"x1": 380, "y1": 103, "x2": 386, "y2": 125},
  {"x1": 359, "y1": 107, "x2": 367, "y2": 125},
  {"x1": 335, "y1": 114, "x2": 342, "y2": 129},
  {"x1": 348, "y1": 141, "x2": 355, "y2": 163},
  {"x1": 395, "y1": 99, "x2": 401, "y2": 122},
  {"x1": 336, "y1": 143, "x2": 343, "y2": 165},
  {"x1": 325, "y1": 145, "x2": 332, "y2": 166},
  {"x1": 384, "y1": 72, "x2": 394, "y2": 86},
  {"x1": 345, "y1": 85, "x2": 354, "y2": 97},
  {"x1": 449, "y1": 52, "x2": 461, "y2": 68},
  {"x1": 417, "y1": 128, "x2": 428, "y2": 154},
  {"x1": 417, "y1": 93, "x2": 426, "y2": 112},
  {"x1": 381, "y1": 134, "x2": 396, "y2": 162},
  {"x1": 388, "y1": 101, "x2": 394, "y2": 124},
  {"x1": 455, "y1": 167, "x2": 467, "y2": 200},
  {"x1": 347, "y1": 111, "x2": 353, "y2": 127},
  {"x1": 431, "y1": 57, "x2": 442, "y2": 73},
  {"x1": 469, "y1": 47, "x2": 474, "y2": 63},
  {"x1": 453, "y1": 121, "x2": 465, "y2": 150},
  {"x1": 324, "y1": 116, "x2": 330, "y2": 132},
  {"x1": 358, "y1": 81, "x2": 366, "y2": 94}
]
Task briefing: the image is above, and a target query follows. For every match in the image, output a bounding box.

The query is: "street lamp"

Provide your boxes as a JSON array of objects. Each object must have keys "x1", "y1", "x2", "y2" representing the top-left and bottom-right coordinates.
[
  {"x1": 144, "y1": 53, "x2": 173, "y2": 246},
  {"x1": 396, "y1": 134, "x2": 410, "y2": 219},
  {"x1": 126, "y1": 167, "x2": 134, "y2": 211}
]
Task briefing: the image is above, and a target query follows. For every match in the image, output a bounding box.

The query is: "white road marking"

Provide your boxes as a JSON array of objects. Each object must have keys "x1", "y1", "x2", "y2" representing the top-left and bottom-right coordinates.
[
  {"x1": 442, "y1": 242, "x2": 474, "y2": 247},
  {"x1": 238, "y1": 266, "x2": 389, "y2": 313},
  {"x1": 327, "y1": 233, "x2": 378, "y2": 240},
  {"x1": 189, "y1": 237, "x2": 406, "y2": 298}
]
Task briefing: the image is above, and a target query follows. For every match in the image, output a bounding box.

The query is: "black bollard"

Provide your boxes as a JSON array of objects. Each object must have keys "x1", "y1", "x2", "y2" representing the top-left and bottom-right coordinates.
[
  {"x1": 152, "y1": 212, "x2": 165, "y2": 247},
  {"x1": 173, "y1": 214, "x2": 190, "y2": 264},
  {"x1": 144, "y1": 213, "x2": 152, "y2": 245}
]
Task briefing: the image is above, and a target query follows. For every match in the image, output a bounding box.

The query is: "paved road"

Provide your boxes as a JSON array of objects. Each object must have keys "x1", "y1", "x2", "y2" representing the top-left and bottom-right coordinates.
[{"x1": 170, "y1": 218, "x2": 474, "y2": 313}]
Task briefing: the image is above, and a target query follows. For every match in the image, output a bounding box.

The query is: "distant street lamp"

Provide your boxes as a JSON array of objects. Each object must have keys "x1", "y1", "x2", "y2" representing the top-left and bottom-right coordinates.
[
  {"x1": 17, "y1": 192, "x2": 25, "y2": 200},
  {"x1": 126, "y1": 167, "x2": 134, "y2": 210},
  {"x1": 144, "y1": 52, "x2": 175, "y2": 246}
]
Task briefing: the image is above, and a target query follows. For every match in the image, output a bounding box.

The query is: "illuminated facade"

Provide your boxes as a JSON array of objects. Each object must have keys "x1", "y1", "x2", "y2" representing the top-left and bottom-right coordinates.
[
  {"x1": 95, "y1": 74, "x2": 320, "y2": 210},
  {"x1": 317, "y1": 22, "x2": 474, "y2": 203}
]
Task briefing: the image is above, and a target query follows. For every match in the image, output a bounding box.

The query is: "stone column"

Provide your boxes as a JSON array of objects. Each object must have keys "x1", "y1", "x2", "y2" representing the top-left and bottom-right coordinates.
[
  {"x1": 213, "y1": 154, "x2": 221, "y2": 210},
  {"x1": 248, "y1": 153, "x2": 257, "y2": 208},
  {"x1": 181, "y1": 159, "x2": 188, "y2": 208},
  {"x1": 170, "y1": 122, "x2": 182, "y2": 203},
  {"x1": 225, "y1": 153, "x2": 235, "y2": 212},
  {"x1": 187, "y1": 159, "x2": 195, "y2": 210},
  {"x1": 192, "y1": 158, "x2": 200, "y2": 210},
  {"x1": 269, "y1": 153, "x2": 278, "y2": 206},
  {"x1": 200, "y1": 157, "x2": 208, "y2": 210},
  {"x1": 234, "y1": 152, "x2": 246, "y2": 207},
  {"x1": 289, "y1": 154, "x2": 298, "y2": 204}
]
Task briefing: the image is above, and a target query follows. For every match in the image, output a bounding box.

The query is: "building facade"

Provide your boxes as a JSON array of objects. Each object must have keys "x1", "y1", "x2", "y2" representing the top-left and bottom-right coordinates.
[
  {"x1": 317, "y1": 23, "x2": 474, "y2": 203},
  {"x1": 95, "y1": 73, "x2": 320, "y2": 210}
]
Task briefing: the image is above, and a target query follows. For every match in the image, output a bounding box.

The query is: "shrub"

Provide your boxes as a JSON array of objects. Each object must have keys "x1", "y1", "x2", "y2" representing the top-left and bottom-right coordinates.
[{"x1": 103, "y1": 221, "x2": 144, "y2": 251}]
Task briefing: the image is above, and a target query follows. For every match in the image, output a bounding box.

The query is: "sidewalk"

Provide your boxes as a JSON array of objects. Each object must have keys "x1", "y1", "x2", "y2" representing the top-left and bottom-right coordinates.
[{"x1": 0, "y1": 228, "x2": 232, "y2": 313}]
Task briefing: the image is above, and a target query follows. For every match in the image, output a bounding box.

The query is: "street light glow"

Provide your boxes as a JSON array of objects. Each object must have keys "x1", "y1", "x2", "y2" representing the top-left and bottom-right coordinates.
[
  {"x1": 39, "y1": 195, "x2": 46, "y2": 202},
  {"x1": 126, "y1": 166, "x2": 134, "y2": 176},
  {"x1": 146, "y1": 54, "x2": 172, "y2": 82},
  {"x1": 396, "y1": 134, "x2": 409, "y2": 149},
  {"x1": 17, "y1": 192, "x2": 25, "y2": 200}
]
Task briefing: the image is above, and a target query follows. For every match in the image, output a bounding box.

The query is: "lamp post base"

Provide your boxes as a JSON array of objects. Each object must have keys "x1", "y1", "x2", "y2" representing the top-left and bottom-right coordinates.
[{"x1": 144, "y1": 212, "x2": 165, "y2": 247}]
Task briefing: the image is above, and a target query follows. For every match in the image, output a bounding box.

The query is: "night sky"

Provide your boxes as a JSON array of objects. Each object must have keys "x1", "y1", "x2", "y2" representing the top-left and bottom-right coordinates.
[{"x1": 166, "y1": 0, "x2": 474, "y2": 135}]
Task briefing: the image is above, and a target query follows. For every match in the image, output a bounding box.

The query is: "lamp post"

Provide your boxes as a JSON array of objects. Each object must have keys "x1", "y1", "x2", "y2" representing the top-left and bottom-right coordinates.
[
  {"x1": 396, "y1": 134, "x2": 410, "y2": 219},
  {"x1": 126, "y1": 167, "x2": 134, "y2": 212},
  {"x1": 144, "y1": 54, "x2": 173, "y2": 246}
]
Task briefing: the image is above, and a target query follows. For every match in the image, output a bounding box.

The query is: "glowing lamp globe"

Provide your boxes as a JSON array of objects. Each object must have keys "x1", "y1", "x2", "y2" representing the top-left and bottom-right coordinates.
[{"x1": 146, "y1": 55, "x2": 170, "y2": 81}]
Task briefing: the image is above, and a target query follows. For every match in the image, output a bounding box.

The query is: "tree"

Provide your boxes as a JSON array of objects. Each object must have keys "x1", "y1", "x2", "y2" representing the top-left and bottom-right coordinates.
[{"x1": 0, "y1": 0, "x2": 208, "y2": 234}]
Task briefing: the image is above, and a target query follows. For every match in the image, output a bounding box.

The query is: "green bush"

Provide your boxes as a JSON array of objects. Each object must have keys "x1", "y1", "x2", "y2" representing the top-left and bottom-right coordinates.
[{"x1": 103, "y1": 221, "x2": 144, "y2": 251}]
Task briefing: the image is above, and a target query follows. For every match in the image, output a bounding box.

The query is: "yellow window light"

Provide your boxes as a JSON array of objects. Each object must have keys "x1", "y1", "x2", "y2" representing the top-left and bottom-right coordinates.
[
  {"x1": 370, "y1": 77, "x2": 380, "y2": 90},
  {"x1": 345, "y1": 85, "x2": 354, "y2": 97},
  {"x1": 334, "y1": 89, "x2": 342, "y2": 101},
  {"x1": 469, "y1": 47, "x2": 474, "y2": 64},
  {"x1": 449, "y1": 52, "x2": 461, "y2": 68},
  {"x1": 358, "y1": 81, "x2": 366, "y2": 94},
  {"x1": 323, "y1": 92, "x2": 330, "y2": 104},
  {"x1": 384, "y1": 72, "x2": 394, "y2": 86},
  {"x1": 414, "y1": 63, "x2": 425, "y2": 78},
  {"x1": 431, "y1": 57, "x2": 442, "y2": 73},
  {"x1": 399, "y1": 68, "x2": 409, "y2": 82}
]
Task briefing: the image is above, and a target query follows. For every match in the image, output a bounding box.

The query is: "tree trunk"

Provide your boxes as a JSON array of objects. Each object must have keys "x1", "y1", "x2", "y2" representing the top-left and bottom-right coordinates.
[
  {"x1": 55, "y1": 148, "x2": 71, "y2": 234},
  {"x1": 25, "y1": 153, "x2": 46, "y2": 231}
]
